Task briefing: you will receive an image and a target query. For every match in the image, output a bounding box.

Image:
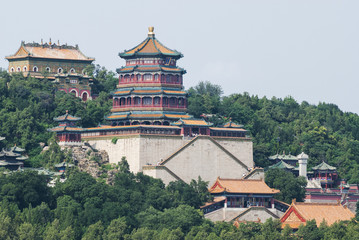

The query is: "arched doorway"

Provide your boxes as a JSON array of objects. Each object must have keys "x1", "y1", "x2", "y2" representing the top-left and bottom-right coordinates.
[
  {"x1": 70, "y1": 90, "x2": 78, "y2": 97},
  {"x1": 82, "y1": 92, "x2": 88, "y2": 101}
]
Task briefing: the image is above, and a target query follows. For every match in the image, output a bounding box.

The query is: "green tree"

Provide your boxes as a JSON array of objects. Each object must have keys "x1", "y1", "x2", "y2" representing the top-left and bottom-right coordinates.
[
  {"x1": 82, "y1": 221, "x2": 105, "y2": 240},
  {"x1": 16, "y1": 222, "x2": 36, "y2": 240},
  {"x1": 187, "y1": 81, "x2": 223, "y2": 117},
  {"x1": 0, "y1": 171, "x2": 52, "y2": 210},
  {"x1": 296, "y1": 219, "x2": 322, "y2": 240},
  {"x1": 265, "y1": 169, "x2": 307, "y2": 203},
  {"x1": 103, "y1": 216, "x2": 128, "y2": 240},
  {"x1": 130, "y1": 228, "x2": 156, "y2": 240}
]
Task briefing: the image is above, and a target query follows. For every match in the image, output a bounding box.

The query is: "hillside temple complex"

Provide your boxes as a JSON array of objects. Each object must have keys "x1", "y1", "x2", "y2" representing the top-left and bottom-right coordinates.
[{"x1": 50, "y1": 27, "x2": 257, "y2": 186}]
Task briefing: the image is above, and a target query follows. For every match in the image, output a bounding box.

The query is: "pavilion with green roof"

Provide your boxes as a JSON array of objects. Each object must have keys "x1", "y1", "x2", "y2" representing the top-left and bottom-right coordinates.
[
  {"x1": 268, "y1": 152, "x2": 298, "y2": 166},
  {"x1": 310, "y1": 161, "x2": 338, "y2": 189}
]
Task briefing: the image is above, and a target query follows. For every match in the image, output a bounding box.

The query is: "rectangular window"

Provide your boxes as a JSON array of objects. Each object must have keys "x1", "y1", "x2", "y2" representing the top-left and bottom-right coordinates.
[{"x1": 70, "y1": 80, "x2": 77, "y2": 84}]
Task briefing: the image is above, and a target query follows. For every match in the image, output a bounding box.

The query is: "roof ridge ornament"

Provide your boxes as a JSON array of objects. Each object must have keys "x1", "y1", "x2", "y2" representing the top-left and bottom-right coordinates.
[{"x1": 148, "y1": 26, "x2": 155, "y2": 37}]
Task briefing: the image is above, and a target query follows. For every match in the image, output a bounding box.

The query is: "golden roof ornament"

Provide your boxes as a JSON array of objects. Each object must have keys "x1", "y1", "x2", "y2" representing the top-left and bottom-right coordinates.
[{"x1": 148, "y1": 26, "x2": 155, "y2": 37}]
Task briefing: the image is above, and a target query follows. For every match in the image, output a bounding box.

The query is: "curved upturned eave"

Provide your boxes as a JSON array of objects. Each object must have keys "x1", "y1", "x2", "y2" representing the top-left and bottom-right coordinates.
[{"x1": 118, "y1": 37, "x2": 183, "y2": 60}]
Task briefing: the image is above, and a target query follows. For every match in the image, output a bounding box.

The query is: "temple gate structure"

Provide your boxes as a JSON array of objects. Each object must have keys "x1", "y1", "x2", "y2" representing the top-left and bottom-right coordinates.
[{"x1": 201, "y1": 177, "x2": 289, "y2": 222}]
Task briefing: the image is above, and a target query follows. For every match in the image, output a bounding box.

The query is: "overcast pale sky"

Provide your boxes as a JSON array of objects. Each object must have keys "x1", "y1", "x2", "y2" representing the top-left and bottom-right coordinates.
[{"x1": 1, "y1": 0, "x2": 358, "y2": 113}]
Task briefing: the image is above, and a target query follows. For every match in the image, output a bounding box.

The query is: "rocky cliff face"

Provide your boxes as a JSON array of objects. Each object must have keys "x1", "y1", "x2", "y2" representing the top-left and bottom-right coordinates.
[{"x1": 62, "y1": 145, "x2": 118, "y2": 184}]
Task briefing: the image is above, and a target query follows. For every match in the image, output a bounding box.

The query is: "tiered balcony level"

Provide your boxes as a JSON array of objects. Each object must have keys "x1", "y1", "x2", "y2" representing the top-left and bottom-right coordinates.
[{"x1": 108, "y1": 27, "x2": 189, "y2": 125}]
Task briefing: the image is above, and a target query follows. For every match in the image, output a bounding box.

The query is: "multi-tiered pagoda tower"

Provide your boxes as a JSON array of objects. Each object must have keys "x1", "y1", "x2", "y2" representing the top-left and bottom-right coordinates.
[
  {"x1": 107, "y1": 27, "x2": 191, "y2": 126},
  {"x1": 50, "y1": 27, "x2": 254, "y2": 186}
]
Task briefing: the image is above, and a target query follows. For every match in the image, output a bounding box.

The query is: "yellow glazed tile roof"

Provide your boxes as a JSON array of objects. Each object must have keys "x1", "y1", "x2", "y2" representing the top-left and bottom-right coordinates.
[
  {"x1": 163, "y1": 90, "x2": 186, "y2": 94},
  {"x1": 281, "y1": 202, "x2": 355, "y2": 228},
  {"x1": 165, "y1": 114, "x2": 191, "y2": 119},
  {"x1": 125, "y1": 40, "x2": 148, "y2": 54},
  {"x1": 182, "y1": 119, "x2": 210, "y2": 126},
  {"x1": 118, "y1": 67, "x2": 134, "y2": 72},
  {"x1": 107, "y1": 115, "x2": 128, "y2": 119},
  {"x1": 161, "y1": 67, "x2": 183, "y2": 71},
  {"x1": 8, "y1": 44, "x2": 94, "y2": 61},
  {"x1": 132, "y1": 90, "x2": 162, "y2": 94},
  {"x1": 209, "y1": 177, "x2": 280, "y2": 195},
  {"x1": 154, "y1": 38, "x2": 177, "y2": 54},
  {"x1": 114, "y1": 90, "x2": 131, "y2": 95},
  {"x1": 131, "y1": 114, "x2": 163, "y2": 118},
  {"x1": 120, "y1": 29, "x2": 181, "y2": 57}
]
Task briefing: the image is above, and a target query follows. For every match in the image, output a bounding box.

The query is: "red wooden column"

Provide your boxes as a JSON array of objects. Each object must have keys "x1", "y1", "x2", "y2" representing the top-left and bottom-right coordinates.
[{"x1": 160, "y1": 96, "x2": 163, "y2": 107}]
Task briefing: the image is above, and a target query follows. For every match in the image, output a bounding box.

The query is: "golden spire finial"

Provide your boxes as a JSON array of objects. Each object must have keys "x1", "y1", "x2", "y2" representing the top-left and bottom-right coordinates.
[{"x1": 148, "y1": 26, "x2": 155, "y2": 37}]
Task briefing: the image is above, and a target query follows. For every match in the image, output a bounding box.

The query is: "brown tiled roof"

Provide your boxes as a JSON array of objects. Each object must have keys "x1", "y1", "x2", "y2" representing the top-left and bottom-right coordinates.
[
  {"x1": 7, "y1": 43, "x2": 94, "y2": 61},
  {"x1": 280, "y1": 201, "x2": 355, "y2": 228},
  {"x1": 209, "y1": 177, "x2": 280, "y2": 195}
]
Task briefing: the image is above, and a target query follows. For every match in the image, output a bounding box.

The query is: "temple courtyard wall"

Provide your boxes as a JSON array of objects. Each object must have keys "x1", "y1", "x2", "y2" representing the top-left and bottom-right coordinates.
[
  {"x1": 84, "y1": 135, "x2": 253, "y2": 185},
  {"x1": 204, "y1": 207, "x2": 283, "y2": 223}
]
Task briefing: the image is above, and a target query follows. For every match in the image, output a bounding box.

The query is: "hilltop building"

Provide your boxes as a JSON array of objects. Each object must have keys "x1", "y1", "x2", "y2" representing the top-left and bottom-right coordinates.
[
  {"x1": 50, "y1": 27, "x2": 256, "y2": 186},
  {"x1": 267, "y1": 152, "x2": 359, "y2": 212},
  {"x1": 280, "y1": 200, "x2": 354, "y2": 228},
  {"x1": 49, "y1": 110, "x2": 83, "y2": 146},
  {"x1": 202, "y1": 176, "x2": 289, "y2": 223},
  {"x1": 6, "y1": 40, "x2": 94, "y2": 101}
]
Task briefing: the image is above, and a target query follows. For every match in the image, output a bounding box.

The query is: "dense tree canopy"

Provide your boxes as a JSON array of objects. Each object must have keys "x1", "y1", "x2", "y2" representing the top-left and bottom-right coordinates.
[
  {"x1": 188, "y1": 81, "x2": 359, "y2": 183},
  {"x1": 265, "y1": 169, "x2": 307, "y2": 203},
  {"x1": 2, "y1": 68, "x2": 359, "y2": 238},
  {"x1": 0, "y1": 67, "x2": 114, "y2": 165},
  {"x1": 0, "y1": 169, "x2": 356, "y2": 239}
]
